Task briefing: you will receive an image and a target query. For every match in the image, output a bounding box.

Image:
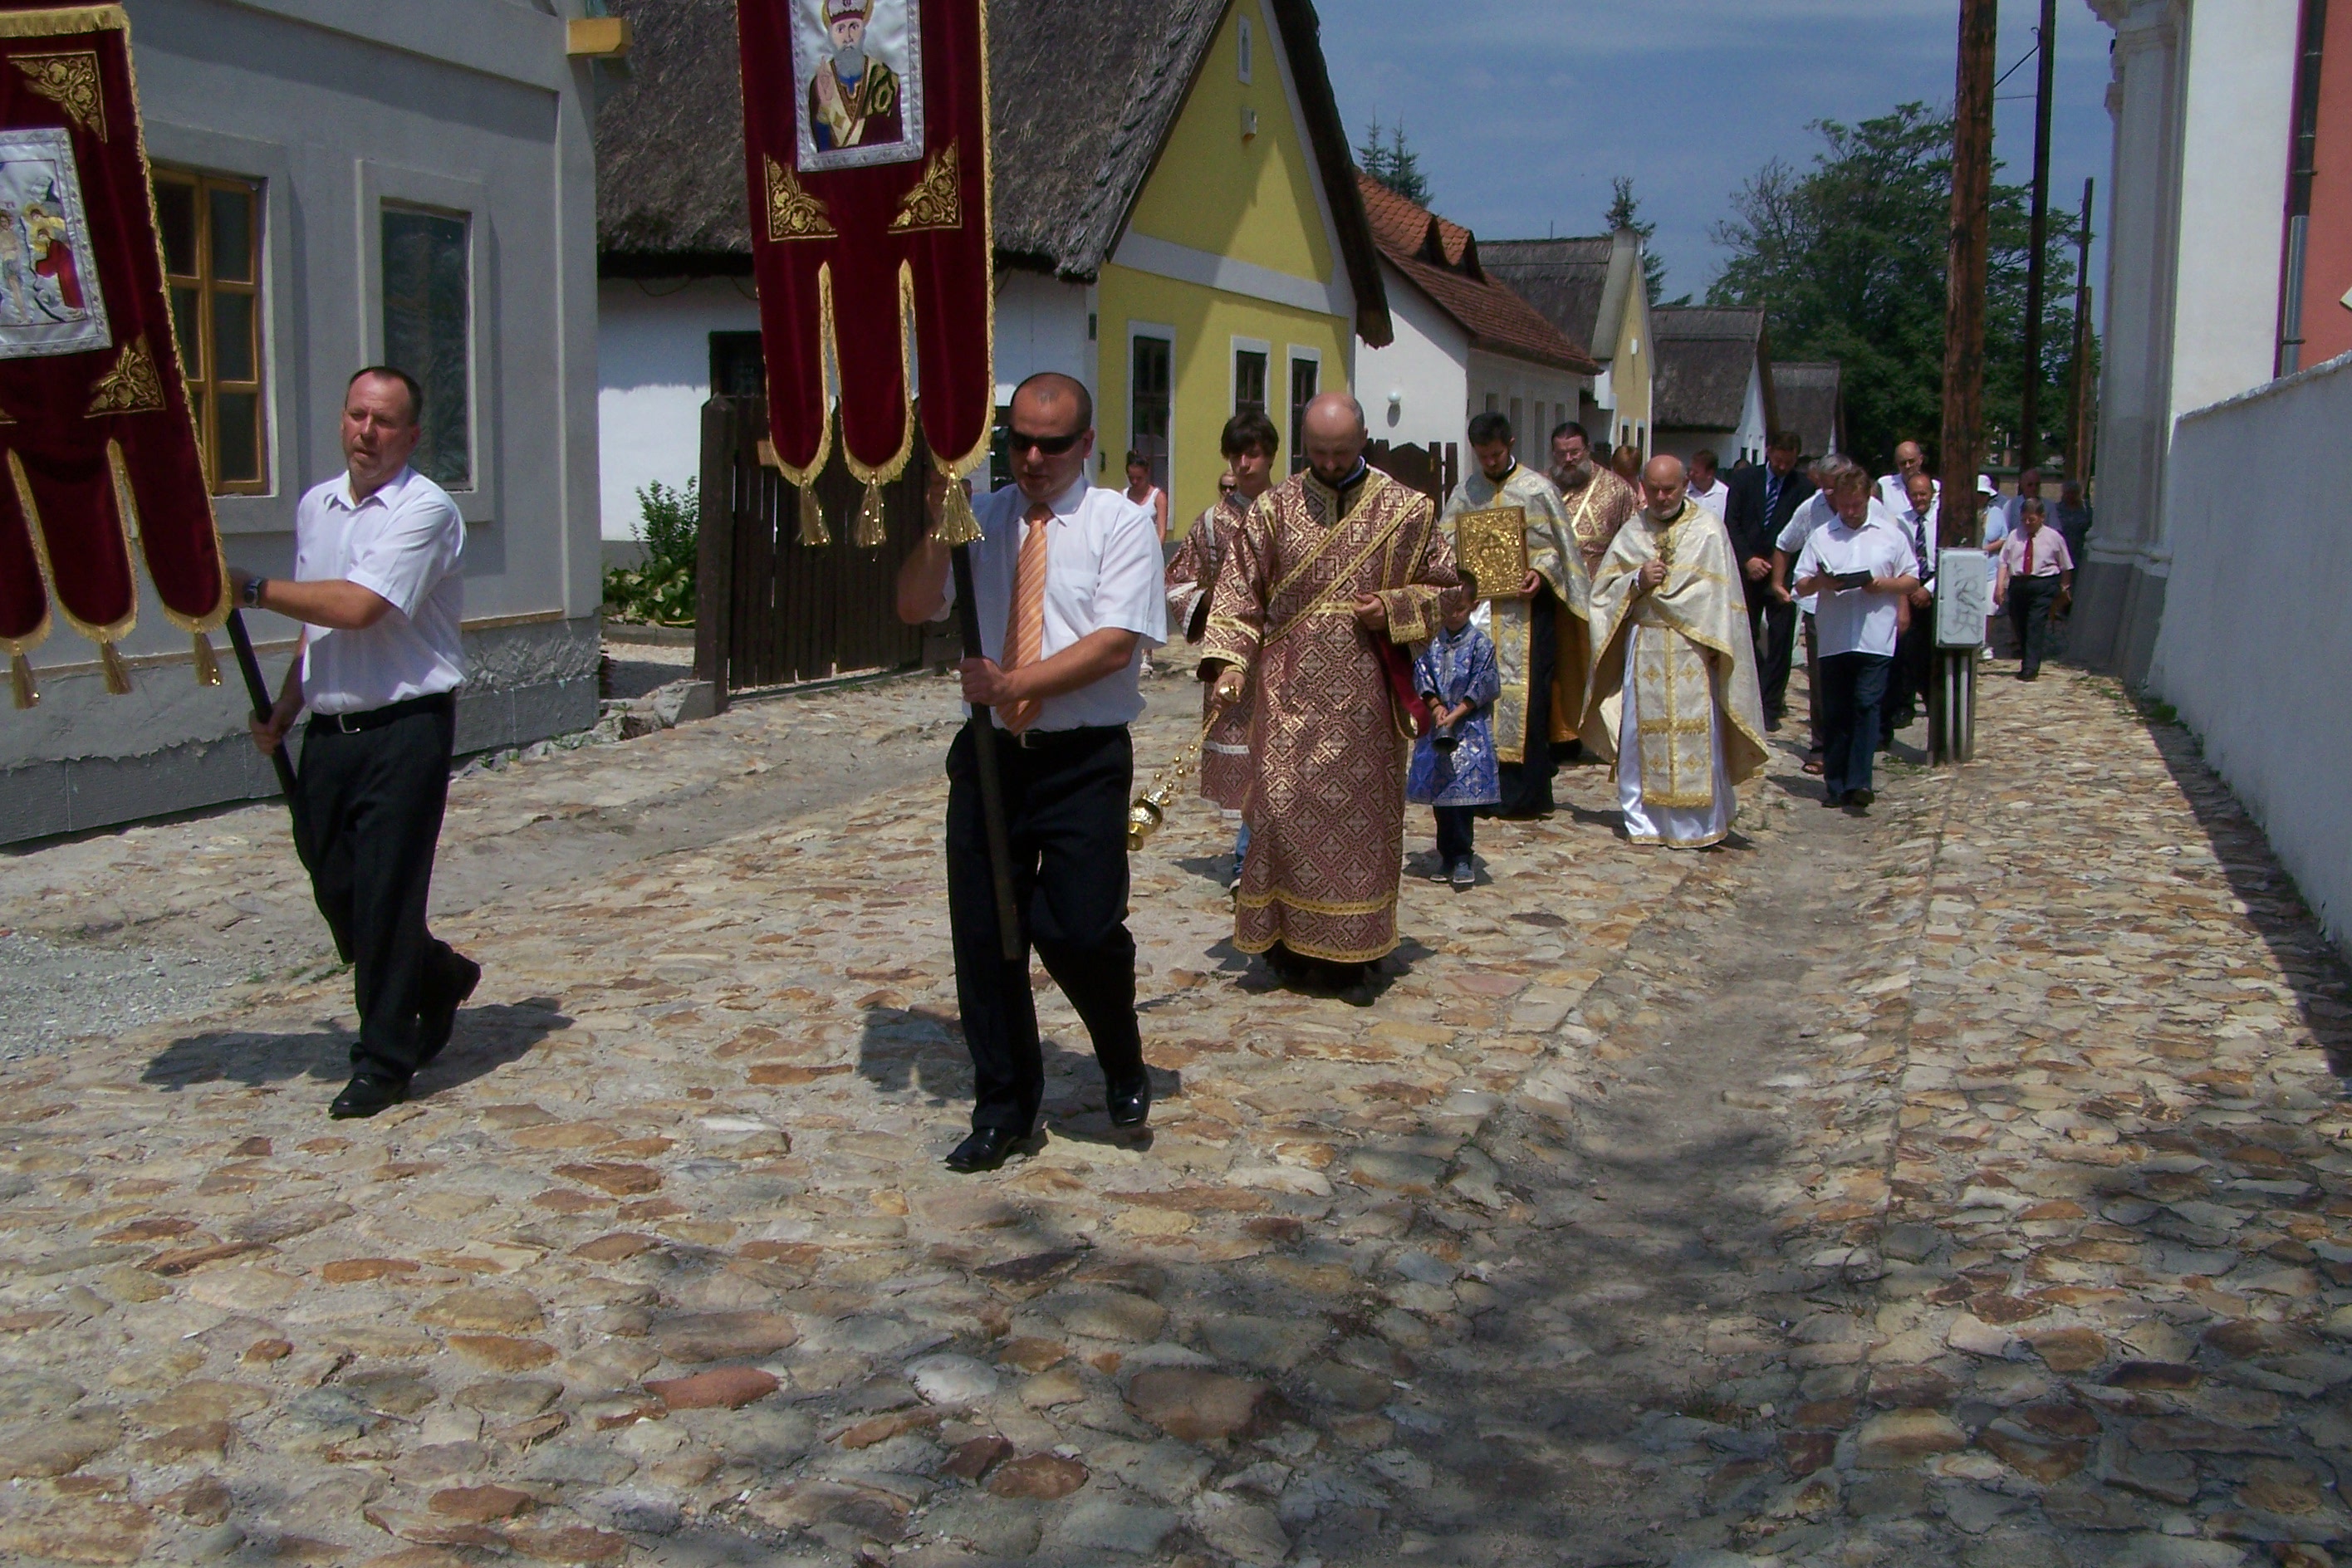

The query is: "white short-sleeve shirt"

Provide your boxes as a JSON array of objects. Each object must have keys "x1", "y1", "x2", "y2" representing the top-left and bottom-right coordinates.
[
  {"x1": 292, "y1": 466, "x2": 465, "y2": 714},
  {"x1": 939, "y1": 475, "x2": 1167, "y2": 731},
  {"x1": 1795, "y1": 512, "x2": 1918, "y2": 659}
]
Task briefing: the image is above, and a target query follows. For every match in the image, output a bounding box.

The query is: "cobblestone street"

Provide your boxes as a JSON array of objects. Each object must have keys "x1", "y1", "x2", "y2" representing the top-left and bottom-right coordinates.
[{"x1": 2, "y1": 657, "x2": 2348, "y2": 1568}]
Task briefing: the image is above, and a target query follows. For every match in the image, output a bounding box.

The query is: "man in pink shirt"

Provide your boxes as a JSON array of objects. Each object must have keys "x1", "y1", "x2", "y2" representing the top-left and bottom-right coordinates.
[{"x1": 1995, "y1": 497, "x2": 2075, "y2": 681}]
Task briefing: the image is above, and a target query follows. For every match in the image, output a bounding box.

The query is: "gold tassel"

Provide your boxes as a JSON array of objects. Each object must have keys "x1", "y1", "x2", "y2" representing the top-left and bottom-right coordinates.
[
  {"x1": 192, "y1": 631, "x2": 221, "y2": 688},
  {"x1": 8, "y1": 651, "x2": 33, "y2": 709},
  {"x1": 796, "y1": 483, "x2": 831, "y2": 546},
  {"x1": 100, "y1": 641, "x2": 131, "y2": 695},
  {"x1": 932, "y1": 474, "x2": 983, "y2": 546},
  {"x1": 853, "y1": 479, "x2": 888, "y2": 548}
]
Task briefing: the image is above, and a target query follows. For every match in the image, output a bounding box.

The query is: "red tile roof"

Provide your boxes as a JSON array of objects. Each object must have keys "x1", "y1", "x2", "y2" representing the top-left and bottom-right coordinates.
[{"x1": 1355, "y1": 172, "x2": 1600, "y2": 377}]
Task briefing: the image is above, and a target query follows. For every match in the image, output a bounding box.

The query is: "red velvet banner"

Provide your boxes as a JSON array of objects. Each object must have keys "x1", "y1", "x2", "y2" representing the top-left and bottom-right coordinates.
[
  {"x1": 737, "y1": 0, "x2": 992, "y2": 537},
  {"x1": 0, "y1": 3, "x2": 226, "y2": 706}
]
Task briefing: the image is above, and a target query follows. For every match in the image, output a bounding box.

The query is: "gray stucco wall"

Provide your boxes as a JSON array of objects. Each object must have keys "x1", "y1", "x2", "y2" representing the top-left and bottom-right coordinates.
[
  {"x1": 2, "y1": 617, "x2": 598, "y2": 845},
  {"x1": 0, "y1": 0, "x2": 606, "y2": 843}
]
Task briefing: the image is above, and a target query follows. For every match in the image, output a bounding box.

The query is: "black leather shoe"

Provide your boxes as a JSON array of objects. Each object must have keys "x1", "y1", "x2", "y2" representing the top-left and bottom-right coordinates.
[
  {"x1": 330, "y1": 1072, "x2": 409, "y2": 1120},
  {"x1": 1849, "y1": 788, "x2": 1875, "y2": 808},
  {"x1": 1108, "y1": 1075, "x2": 1150, "y2": 1129},
  {"x1": 945, "y1": 1126, "x2": 1025, "y2": 1174},
  {"x1": 417, "y1": 952, "x2": 482, "y2": 1067}
]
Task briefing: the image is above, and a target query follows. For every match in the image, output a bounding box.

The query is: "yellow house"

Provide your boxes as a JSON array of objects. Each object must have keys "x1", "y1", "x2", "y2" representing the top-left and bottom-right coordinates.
[{"x1": 987, "y1": 0, "x2": 1391, "y2": 530}]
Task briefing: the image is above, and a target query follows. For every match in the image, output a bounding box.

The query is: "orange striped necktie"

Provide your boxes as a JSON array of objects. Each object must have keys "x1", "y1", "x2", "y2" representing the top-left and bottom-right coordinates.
[{"x1": 999, "y1": 502, "x2": 1052, "y2": 733}]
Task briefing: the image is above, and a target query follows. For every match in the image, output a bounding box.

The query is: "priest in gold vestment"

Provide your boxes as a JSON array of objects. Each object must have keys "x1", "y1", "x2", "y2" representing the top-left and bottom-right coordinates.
[
  {"x1": 1200, "y1": 394, "x2": 1456, "y2": 987},
  {"x1": 1551, "y1": 421, "x2": 1643, "y2": 577},
  {"x1": 1581, "y1": 455, "x2": 1768, "y2": 850},
  {"x1": 1440, "y1": 412, "x2": 1590, "y2": 818}
]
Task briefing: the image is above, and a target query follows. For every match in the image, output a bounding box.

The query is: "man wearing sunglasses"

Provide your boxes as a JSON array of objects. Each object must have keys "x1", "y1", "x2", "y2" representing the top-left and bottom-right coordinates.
[{"x1": 895, "y1": 372, "x2": 1167, "y2": 1174}]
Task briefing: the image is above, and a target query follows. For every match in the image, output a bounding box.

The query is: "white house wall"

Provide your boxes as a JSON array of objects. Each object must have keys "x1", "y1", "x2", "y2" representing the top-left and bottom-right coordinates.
[
  {"x1": 598, "y1": 277, "x2": 759, "y2": 546},
  {"x1": 1738, "y1": 365, "x2": 1773, "y2": 462},
  {"x1": 1467, "y1": 349, "x2": 1589, "y2": 453},
  {"x1": 2149, "y1": 350, "x2": 2352, "y2": 953},
  {"x1": 993, "y1": 270, "x2": 1095, "y2": 408},
  {"x1": 1357, "y1": 265, "x2": 1469, "y2": 450}
]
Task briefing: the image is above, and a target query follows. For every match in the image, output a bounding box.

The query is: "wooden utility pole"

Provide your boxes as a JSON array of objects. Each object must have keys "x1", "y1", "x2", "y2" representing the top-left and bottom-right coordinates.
[
  {"x1": 2068, "y1": 178, "x2": 2096, "y2": 484},
  {"x1": 1932, "y1": 0, "x2": 1999, "y2": 766},
  {"x1": 2019, "y1": 0, "x2": 2059, "y2": 474}
]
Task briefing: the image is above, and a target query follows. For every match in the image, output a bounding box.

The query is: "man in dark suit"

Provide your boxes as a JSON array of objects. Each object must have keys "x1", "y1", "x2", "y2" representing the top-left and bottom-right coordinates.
[{"x1": 1723, "y1": 429, "x2": 1814, "y2": 730}]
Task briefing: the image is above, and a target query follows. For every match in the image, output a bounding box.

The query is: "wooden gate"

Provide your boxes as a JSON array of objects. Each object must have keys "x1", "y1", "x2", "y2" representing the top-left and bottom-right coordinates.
[
  {"x1": 1367, "y1": 439, "x2": 1459, "y2": 508},
  {"x1": 693, "y1": 395, "x2": 931, "y2": 704}
]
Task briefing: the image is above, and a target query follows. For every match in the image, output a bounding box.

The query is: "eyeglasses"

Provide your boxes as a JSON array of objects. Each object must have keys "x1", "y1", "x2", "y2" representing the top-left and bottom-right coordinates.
[{"x1": 1006, "y1": 429, "x2": 1084, "y2": 457}]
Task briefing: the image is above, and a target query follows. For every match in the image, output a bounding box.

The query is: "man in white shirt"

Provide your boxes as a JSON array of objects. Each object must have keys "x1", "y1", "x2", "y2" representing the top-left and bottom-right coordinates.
[
  {"x1": 895, "y1": 372, "x2": 1166, "y2": 1173},
  {"x1": 1686, "y1": 448, "x2": 1730, "y2": 519},
  {"x1": 232, "y1": 367, "x2": 476, "y2": 1120},
  {"x1": 1793, "y1": 465, "x2": 1919, "y2": 810},
  {"x1": 1877, "y1": 439, "x2": 1938, "y2": 515}
]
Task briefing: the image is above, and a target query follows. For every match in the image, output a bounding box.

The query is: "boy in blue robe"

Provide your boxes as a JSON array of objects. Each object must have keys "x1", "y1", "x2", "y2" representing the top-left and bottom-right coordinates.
[{"x1": 1408, "y1": 587, "x2": 1501, "y2": 889}]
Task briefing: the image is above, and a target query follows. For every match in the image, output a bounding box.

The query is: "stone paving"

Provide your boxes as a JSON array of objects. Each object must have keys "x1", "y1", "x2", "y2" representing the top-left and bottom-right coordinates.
[{"x1": 0, "y1": 654, "x2": 2346, "y2": 1568}]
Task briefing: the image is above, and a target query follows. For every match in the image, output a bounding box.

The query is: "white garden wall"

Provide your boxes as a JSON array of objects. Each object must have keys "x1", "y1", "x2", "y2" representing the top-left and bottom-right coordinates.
[{"x1": 2149, "y1": 349, "x2": 2352, "y2": 950}]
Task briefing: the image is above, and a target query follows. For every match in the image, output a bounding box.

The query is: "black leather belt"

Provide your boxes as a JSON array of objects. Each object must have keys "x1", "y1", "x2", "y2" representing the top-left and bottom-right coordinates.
[
  {"x1": 308, "y1": 689, "x2": 455, "y2": 736},
  {"x1": 1003, "y1": 723, "x2": 1124, "y2": 751}
]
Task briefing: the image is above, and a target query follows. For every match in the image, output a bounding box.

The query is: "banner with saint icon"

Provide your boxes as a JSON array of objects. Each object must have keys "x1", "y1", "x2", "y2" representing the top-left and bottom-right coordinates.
[
  {"x1": 736, "y1": 0, "x2": 992, "y2": 546},
  {"x1": 0, "y1": 2, "x2": 228, "y2": 709}
]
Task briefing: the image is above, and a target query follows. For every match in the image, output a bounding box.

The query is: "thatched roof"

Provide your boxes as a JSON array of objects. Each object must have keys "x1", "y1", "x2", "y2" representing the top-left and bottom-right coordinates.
[
  {"x1": 1771, "y1": 361, "x2": 1845, "y2": 458},
  {"x1": 1653, "y1": 306, "x2": 1771, "y2": 433},
  {"x1": 1356, "y1": 174, "x2": 1596, "y2": 376},
  {"x1": 1478, "y1": 236, "x2": 1618, "y2": 358},
  {"x1": 595, "y1": 0, "x2": 1391, "y2": 342}
]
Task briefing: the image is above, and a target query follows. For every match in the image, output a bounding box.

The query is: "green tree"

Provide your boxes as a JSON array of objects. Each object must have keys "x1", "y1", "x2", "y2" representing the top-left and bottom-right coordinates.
[
  {"x1": 1604, "y1": 176, "x2": 1683, "y2": 307},
  {"x1": 1707, "y1": 103, "x2": 2086, "y2": 470},
  {"x1": 1357, "y1": 115, "x2": 1432, "y2": 208}
]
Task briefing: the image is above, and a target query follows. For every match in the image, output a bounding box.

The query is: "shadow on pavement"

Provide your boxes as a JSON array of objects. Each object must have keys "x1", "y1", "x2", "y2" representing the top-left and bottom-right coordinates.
[
  {"x1": 2139, "y1": 707, "x2": 2352, "y2": 1076},
  {"x1": 140, "y1": 997, "x2": 568, "y2": 1095}
]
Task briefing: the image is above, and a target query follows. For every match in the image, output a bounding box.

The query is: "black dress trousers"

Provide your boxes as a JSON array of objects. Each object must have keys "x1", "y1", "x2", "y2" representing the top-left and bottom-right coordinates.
[
  {"x1": 1749, "y1": 589, "x2": 1799, "y2": 724},
  {"x1": 1494, "y1": 586, "x2": 1558, "y2": 816},
  {"x1": 296, "y1": 693, "x2": 459, "y2": 1080},
  {"x1": 944, "y1": 723, "x2": 1144, "y2": 1134}
]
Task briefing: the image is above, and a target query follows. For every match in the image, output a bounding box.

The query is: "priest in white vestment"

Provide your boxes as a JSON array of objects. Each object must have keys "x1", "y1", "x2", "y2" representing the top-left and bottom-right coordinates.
[{"x1": 1581, "y1": 455, "x2": 1770, "y2": 849}]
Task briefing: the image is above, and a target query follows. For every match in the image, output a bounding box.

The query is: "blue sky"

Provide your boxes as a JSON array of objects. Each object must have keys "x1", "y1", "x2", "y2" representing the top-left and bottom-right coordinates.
[{"x1": 1317, "y1": 0, "x2": 2116, "y2": 301}]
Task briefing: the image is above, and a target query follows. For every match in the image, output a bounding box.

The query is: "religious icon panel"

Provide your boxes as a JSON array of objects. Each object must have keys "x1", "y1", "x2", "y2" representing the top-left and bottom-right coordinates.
[
  {"x1": 0, "y1": 126, "x2": 109, "y2": 360},
  {"x1": 796, "y1": 0, "x2": 924, "y2": 169}
]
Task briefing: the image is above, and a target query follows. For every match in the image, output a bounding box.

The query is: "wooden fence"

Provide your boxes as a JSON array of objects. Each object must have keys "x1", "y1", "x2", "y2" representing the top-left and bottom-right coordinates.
[
  {"x1": 1366, "y1": 439, "x2": 1459, "y2": 508},
  {"x1": 693, "y1": 395, "x2": 931, "y2": 706}
]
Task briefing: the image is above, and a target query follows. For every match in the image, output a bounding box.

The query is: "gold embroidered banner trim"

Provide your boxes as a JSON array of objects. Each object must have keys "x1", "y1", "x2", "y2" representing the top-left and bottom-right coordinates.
[
  {"x1": 13, "y1": 51, "x2": 105, "y2": 139},
  {"x1": 888, "y1": 140, "x2": 962, "y2": 233},
  {"x1": 929, "y1": 454, "x2": 982, "y2": 546},
  {"x1": 852, "y1": 478, "x2": 887, "y2": 548},
  {"x1": 796, "y1": 484, "x2": 830, "y2": 546},
  {"x1": 765, "y1": 154, "x2": 835, "y2": 240},
  {"x1": 190, "y1": 630, "x2": 220, "y2": 687},
  {"x1": 8, "y1": 650, "x2": 33, "y2": 708},
  {"x1": 86, "y1": 336, "x2": 164, "y2": 414},
  {"x1": 0, "y1": 8, "x2": 125, "y2": 39}
]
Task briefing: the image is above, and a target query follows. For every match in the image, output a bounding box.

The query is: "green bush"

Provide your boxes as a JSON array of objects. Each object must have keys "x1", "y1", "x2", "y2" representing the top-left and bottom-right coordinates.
[{"x1": 604, "y1": 478, "x2": 698, "y2": 625}]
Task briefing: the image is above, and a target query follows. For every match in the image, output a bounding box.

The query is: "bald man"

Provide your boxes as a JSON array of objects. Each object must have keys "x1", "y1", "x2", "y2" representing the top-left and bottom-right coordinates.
[
  {"x1": 1581, "y1": 455, "x2": 1768, "y2": 849},
  {"x1": 1199, "y1": 392, "x2": 1457, "y2": 992},
  {"x1": 896, "y1": 372, "x2": 1166, "y2": 1173}
]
